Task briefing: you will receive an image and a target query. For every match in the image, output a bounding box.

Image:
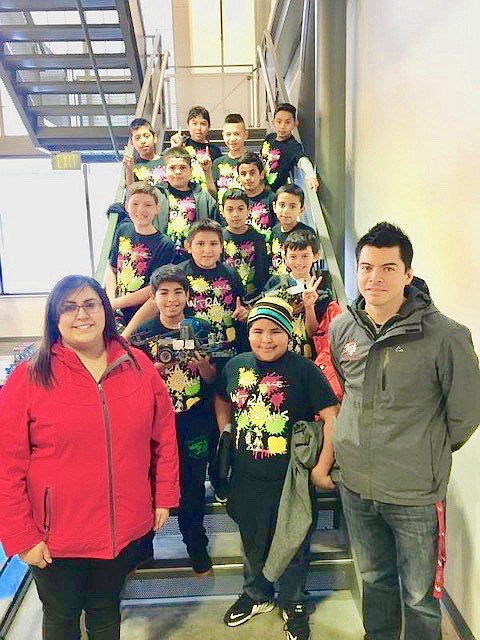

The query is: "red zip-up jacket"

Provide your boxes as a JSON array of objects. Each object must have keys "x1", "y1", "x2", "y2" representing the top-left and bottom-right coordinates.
[{"x1": 0, "y1": 340, "x2": 179, "y2": 559}]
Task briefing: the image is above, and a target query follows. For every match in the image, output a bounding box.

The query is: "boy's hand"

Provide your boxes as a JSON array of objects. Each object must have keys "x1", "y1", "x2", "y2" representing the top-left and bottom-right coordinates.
[
  {"x1": 199, "y1": 148, "x2": 212, "y2": 173},
  {"x1": 307, "y1": 175, "x2": 319, "y2": 191},
  {"x1": 302, "y1": 275, "x2": 323, "y2": 308},
  {"x1": 310, "y1": 467, "x2": 335, "y2": 490},
  {"x1": 193, "y1": 351, "x2": 216, "y2": 382},
  {"x1": 154, "y1": 361, "x2": 171, "y2": 377},
  {"x1": 231, "y1": 297, "x2": 249, "y2": 322},
  {"x1": 170, "y1": 128, "x2": 184, "y2": 148},
  {"x1": 122, "y1": 145, "x2": 134, "y2": 172}
]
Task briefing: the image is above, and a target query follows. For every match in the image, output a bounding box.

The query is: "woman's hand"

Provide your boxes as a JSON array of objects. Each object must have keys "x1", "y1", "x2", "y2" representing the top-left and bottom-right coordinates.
[
  {"x1": 19, "y1": 541, "x2": 52, "y2": 569},
  {"x1": 154, "y1": 508, "x2": 170, "y2": 531}
]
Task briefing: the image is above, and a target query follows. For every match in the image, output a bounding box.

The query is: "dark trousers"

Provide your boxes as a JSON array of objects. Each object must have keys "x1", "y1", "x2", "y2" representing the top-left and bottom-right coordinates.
[
  {"x1": 176, "y1": 406, "x2": 213, "y2": 555},
  {"x1": 340, "y1": 484, "x2": 441, "y2": 640},
  {"x1": 228, "y1": 472, "x2": 315, "y2": 609},
  {"x1": 31, "y1": 547, "x2": 131, "y2": 640}
]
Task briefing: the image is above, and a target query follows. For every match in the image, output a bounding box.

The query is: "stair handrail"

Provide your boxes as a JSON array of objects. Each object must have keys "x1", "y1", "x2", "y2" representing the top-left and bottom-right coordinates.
[
  {"x1": 93, "y1": 33, "x2": 168, "y2": 285},
  {"x1": 257, "y1": 29, "x2": 348, "y2": 309}
]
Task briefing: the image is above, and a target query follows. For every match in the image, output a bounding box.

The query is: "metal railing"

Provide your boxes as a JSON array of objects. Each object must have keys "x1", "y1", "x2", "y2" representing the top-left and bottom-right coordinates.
[
  {"x1": 93, "y1": 32, "x2": 169, "y2": 284},
  {"x1": 257, "y1": 29, "x2": 348, "y2": 309}
]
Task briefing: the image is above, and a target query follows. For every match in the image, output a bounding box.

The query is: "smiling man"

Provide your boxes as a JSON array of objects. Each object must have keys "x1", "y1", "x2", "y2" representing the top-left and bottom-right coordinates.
[{"x1": 329, "y1": 222, "x2": 480, "y2": 640}]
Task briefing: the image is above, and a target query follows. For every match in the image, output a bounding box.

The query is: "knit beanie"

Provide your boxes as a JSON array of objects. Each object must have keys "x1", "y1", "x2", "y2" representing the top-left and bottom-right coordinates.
[{"x1": 247, "y1": 296, "x2": 294, "y2": 336}]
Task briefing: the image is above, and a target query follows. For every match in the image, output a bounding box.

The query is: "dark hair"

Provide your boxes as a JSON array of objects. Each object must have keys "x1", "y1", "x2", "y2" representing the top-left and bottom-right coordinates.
[
  {"x1": 224, "y1": 113, "x2": 246, "y2": 127},
  {"x1": 284, "y1": 229, "x2": 320, "y2": 255},
  {"x1": 274, "y1": 103, "x2": 296, "y2": 119},
  {"x1": 186, "y1": 219, "x2": 224, "y2": 244},
  {"x1": 355, "y1": 222, "x2": 413, "y2": 270},
  {"x1": 187, "y1": 105, "x2": 210, "y2": 125},
  {"x1": 237, "y1": 151, "x2": 264, "y2": 174},
  {"x1": 28, "y1": 275, "x2": 126, "y2": 388},
  {"x1": 274, "y1": 183, "x2": 305, "y2": 207},
  {"x1": 150, "y1": 265, "x2": 188, "y2": 294},
  {"x1": 126, "y1": 181, "x2": 159, "y2": 204},
  {"x1": 128, "y1": 117, "x2": 155, "y2": 138},
  {"x1": 221, "y1": 188, "x2": 250, "y2": 207},
  {"x1": 162, "y1": 146, "x2": 192, "y2": 167}
]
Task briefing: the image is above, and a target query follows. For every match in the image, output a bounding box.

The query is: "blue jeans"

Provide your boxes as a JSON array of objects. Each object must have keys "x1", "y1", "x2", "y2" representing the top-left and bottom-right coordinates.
[{"x1": 340, "y1": 484, "x2": 441, "y2": 640}]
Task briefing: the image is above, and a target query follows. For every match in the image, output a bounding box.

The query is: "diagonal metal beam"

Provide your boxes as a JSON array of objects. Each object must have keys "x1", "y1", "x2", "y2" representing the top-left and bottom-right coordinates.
[{"x1": 76, "y1": 0, "x2": 120, "y2": 160}]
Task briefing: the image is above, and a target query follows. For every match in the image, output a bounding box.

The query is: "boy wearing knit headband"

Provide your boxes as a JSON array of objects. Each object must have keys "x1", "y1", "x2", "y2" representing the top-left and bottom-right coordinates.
[{"x1": 215, "y1": 296, "x2": 338, "y2": 640}]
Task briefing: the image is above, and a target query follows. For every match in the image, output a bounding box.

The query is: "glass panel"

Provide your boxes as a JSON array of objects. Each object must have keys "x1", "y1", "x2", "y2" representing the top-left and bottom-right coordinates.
[
  {"x1": 222, "y1": 0, "x2": 255, "y2": 71},
  {"x1": 190, "y1": 0, "x2": 222, "y2": 73},
  {"x1": 0, "y1": 159, "x2": 92, "y2": 293}
]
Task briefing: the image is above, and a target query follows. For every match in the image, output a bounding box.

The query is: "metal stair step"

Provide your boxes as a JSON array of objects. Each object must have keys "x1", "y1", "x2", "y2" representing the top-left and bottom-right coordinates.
[
  {"x1": 29, "y1": 103, "x2": 136, "y2": 116},
  {"x1": 0, "y1": 23, "x2": 123, "y2": 43},
  {"x1": 1, "y1": 0, "x2": 117, "y2": 9},
  {"x1": 124, "y1": 527, "x2": 353, "y2": 600},
  {"x1": 17, "y1": 80, "x2": 134, "y2": 94},
  {"x1": 2, "y1": 54, "x2": 130, "y2": 71}
]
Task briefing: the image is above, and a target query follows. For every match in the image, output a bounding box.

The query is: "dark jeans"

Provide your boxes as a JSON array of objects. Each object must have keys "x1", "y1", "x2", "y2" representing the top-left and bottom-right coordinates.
[
  {"x1": 340, "y1": 484, "x2": 441, "y2": 640},
  {"x1": 31, "y1": 545, "x2": 131, "y2": 640},
  {"x1": 176, "y1": 408, "x2": 211, "y2": 556},
  {"x1": 229, "y1": 473, "x2": 316, "y2": 609}
]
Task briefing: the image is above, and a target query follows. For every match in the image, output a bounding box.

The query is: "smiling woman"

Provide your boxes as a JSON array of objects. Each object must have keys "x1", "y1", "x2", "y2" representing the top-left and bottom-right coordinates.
[{"x1": 0, "y1": 274, "x2": 179, "y2": 640}]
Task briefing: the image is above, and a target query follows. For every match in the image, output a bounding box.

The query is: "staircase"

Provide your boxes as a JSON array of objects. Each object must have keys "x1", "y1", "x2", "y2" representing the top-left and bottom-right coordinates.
[
  {"x1": 0, "y1": 0, "x2": 145, "y2": 158},
  {"x1": 124, "y1": 484, "x2": 356, "y2": 603}
]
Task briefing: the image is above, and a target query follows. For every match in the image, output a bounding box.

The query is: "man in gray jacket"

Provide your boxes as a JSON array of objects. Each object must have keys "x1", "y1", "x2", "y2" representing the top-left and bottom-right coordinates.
[{"x1": 329, "y1": 222, "x2": 480, "y2": 640}]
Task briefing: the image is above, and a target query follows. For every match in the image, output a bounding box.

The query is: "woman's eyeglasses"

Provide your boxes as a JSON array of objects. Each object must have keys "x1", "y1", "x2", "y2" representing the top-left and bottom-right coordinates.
[{"x1": 59, "y1": 301, "x2": 103, "y2": 316}]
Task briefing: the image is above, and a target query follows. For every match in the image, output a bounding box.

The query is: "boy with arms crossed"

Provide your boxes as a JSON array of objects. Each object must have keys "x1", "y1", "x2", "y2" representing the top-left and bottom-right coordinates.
[
  {"x1": 221, "y1": 189, "x2": 269, "y2": 300},
  {"x1": 106, "y1": 182, "x2": 176, "y2": 325},
  {"x1": 154, "y1": 147, "x2": 218, "y2": 257},
  {"x1": 261, "y1": 104, "x2": 318, "y2": 192}
]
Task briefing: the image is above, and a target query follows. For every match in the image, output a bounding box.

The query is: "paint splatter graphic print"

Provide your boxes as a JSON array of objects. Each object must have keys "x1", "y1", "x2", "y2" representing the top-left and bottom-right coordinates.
[{"x1": 231, "y1": 368, "x2": 290, "y2": 459}]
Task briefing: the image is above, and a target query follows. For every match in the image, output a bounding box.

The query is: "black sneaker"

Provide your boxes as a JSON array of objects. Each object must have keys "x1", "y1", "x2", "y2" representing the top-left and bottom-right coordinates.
[
  {"x1": 282, "y1": 603, "x2": 311, "y2": 640},
  {"x1": 189, "y1": 548, "x2": 213, "y2": 575},
  {"x1": 224, "y1": 593, "x2": 275, "y2": 627}
]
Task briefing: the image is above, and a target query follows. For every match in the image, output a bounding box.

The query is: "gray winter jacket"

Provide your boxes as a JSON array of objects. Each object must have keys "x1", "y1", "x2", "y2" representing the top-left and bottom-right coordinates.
[
  {"x1": 329, "y1": 286, "x2": 480, "y2": 505},
  {"x1": 262, "y1": 420, "x2": 322, "y2": 582},
  {"x1": 153, "y1": 182, "x2": 219, "y2": 234}
]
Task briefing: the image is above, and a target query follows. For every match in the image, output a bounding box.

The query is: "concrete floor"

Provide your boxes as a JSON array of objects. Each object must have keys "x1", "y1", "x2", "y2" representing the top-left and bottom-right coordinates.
[{"x1": 7, "y1": 584, "x2": 462, "y2": 640}]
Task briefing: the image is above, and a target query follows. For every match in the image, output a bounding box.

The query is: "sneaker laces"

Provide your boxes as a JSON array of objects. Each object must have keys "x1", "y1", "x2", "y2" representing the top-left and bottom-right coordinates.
[{"x1": 284, "y1": 603, "x2": 310, "y2": 637}]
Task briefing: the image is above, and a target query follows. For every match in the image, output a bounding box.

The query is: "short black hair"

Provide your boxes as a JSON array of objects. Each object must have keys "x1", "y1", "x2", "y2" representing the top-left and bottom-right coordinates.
[
  {"x1": 186, "y1": 219, "x2": 224, "y2": 244},
  {"x1": 150, "y1": 265, "x2": 188, "y2": 294},
  {"x1": 284, "y1": 229, "x2": 320, "y2": 255},
  {"x1": 355, "y1": 222, "x2": 413, "y2": 270},
  {"x1": 162, "y1": 146, "x2": 192, "y2": 166},
  {"x1": 274, "y1": 183, "x2": 305, "y2": 207},
  {"x1": 224, "y1": 113, "x2": 246, "y2": 127},
  {"x1": 274, "y1": 103, "x2": 296, "y2": 119},
  {"x1": 129, "y1": 117, "x2": 154, "y2": 138},
  {"x1": 187, "y1": 105, "x2": 210, "y2": 125},
  {"x1": 237, "y1": 151, "x2": 264, "y2": 174},
  {"x1": 222, "y1": 188, "x2": 249, "y2": 207}
]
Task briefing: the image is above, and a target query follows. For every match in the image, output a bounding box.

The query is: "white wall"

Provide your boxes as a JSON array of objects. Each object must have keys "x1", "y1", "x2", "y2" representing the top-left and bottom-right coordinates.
[{"x1": 348, "y1": 0, "x2": 480, "y2": 633}]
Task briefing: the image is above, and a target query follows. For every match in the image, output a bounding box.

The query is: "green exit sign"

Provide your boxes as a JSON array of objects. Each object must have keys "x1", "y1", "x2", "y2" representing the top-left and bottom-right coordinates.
[{"x1": 51, "y1": 152, "x2": 81, "y2": 171}]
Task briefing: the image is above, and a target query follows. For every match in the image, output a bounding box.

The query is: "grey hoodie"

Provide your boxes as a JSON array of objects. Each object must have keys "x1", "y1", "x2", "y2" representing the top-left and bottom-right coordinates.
[{"x1": 329, "y1": 286, "x2": 480, "y2": 505}]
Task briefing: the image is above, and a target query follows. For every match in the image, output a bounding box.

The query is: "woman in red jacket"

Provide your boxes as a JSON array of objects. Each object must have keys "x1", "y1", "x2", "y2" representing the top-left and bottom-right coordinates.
[{"x1": 0, "y1": 274, "x2": 179, "y2": 640}]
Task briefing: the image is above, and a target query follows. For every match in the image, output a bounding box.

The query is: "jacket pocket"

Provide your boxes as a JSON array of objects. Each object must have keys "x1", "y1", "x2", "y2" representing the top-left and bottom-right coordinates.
[{"x1": 43, "y1": 487, "x2": 52, "y2": 539}]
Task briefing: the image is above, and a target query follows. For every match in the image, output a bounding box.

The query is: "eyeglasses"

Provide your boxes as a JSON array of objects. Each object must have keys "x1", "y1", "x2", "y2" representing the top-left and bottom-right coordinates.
[{"x1": 59, "y1": 301, "x2": 103, "y2": 316}]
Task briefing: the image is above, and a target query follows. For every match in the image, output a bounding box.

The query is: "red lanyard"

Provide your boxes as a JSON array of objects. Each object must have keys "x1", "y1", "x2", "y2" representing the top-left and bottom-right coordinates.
[{"x1": 433, "y1": 500, "x2": 446, "y2": 599}]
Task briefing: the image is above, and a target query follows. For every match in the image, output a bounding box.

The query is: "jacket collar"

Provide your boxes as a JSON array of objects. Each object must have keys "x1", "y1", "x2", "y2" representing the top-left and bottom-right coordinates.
[
  {"x1": 51, "y1": 339, "x2": 132, "y2": 375},
  {"x1": 348, "y1": 285, "x2": 436, "y2": 341}
]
